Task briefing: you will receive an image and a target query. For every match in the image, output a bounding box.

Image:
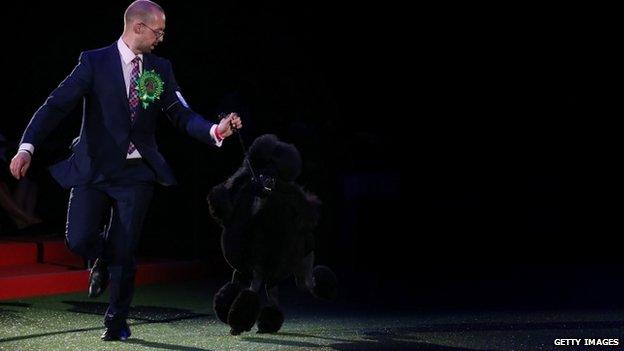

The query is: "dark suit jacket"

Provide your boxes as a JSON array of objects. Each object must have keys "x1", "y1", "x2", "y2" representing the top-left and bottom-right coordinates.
[{"x1": 20, "y1": 43, "x2": 217, "y2": 188}]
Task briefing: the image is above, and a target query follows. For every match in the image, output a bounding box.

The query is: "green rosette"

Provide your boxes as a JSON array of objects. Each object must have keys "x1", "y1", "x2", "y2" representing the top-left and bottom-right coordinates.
[{"x1": 136, "y1": 70, "x2": 164, "y2": 109}]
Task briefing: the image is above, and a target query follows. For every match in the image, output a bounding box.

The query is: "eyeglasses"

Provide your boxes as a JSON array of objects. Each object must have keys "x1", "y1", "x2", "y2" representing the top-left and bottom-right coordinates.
[{"x1": 140, "y1": 23, "x2": 165, "y2": 39}]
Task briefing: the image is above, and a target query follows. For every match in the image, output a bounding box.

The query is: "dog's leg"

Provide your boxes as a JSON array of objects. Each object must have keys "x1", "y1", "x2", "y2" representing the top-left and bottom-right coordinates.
[
  {"x1": 295, "y1": 251, "x2": 338, "y2": 301},
  {"x1": 214, "y1": 273, "x2": 243, "y2": 324},
  {"x1": 227, "y1": 270, "x2": 262, "y2": 335},
  {"x1": 265, "y1": 284, "x2": 279, "y2": 305},
  {"x1": 232, "y1": 269, "x2": 251, "y2": 286},
  {"x1": 250, "y1": 269, "x2": 263, "y2": 292},
  {"x1": 294, "y1": 252, "x2": 315, "y2": 292},
  {"x1": 257, "y1": 284, "x2": 284, "y2": 333}
]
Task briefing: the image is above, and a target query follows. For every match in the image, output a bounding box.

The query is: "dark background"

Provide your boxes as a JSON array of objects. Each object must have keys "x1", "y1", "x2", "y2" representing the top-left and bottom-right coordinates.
[{"x1": 0, "y1": 2, "x2": 621, "y2": 310}]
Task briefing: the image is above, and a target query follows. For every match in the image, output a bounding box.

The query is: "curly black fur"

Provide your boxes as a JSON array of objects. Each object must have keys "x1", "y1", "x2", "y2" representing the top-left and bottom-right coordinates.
[
  {"x1": 213, "y1": 282, "x2": 243, "y2": 324},
  {"x1": 312, "y1": 266, "x2": 338, "y2": 301},
  {"x1": 207, "y1": 134, "x2": 335, "y2": 335},
  {"x1": 248, "y1": 134, "x2": 302, "y2": 182},
  {"x1": 257, "y1": 305, "x2": 284, "y2": 333},
  {"x1": 208, "y1": 134, "x2": 319, "y2": 283},
  {"x1": 227, "y1": 289, "x2": 260, "y2": 335}
]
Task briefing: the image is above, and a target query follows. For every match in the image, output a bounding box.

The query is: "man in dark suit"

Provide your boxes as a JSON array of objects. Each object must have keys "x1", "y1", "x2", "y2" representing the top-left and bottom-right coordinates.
[{"x1": 9, "y1": 0, "x2": 242, "y2": 341}]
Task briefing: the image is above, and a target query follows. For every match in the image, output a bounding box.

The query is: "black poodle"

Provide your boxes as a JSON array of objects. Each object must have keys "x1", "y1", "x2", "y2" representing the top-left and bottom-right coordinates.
[{"x1": 207, "y1": 134, "x2": 337, "y2": 335}]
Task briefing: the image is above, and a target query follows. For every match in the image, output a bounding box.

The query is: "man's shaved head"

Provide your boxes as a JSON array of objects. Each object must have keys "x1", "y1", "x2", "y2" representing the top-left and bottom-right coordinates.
[
  {"x1": 124, "y1": 0, "x2": 164, "y2": 27},
  {"x1": 121, "y1": 0, "x2": 166, "y2": 54}
]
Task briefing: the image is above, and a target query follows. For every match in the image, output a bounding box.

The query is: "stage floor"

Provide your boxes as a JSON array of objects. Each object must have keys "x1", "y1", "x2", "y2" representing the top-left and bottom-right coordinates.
[{"x1": 1, "y1": 281, "x2": 622, "y2": 350}]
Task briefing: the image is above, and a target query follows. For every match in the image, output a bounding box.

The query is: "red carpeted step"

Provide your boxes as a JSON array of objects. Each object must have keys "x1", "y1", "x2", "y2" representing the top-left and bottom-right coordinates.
[
  {"x1": 0, "y1": 237, "x2": 83, "y2": 267},
  {"x1": 41, "y1": 239, "x2": 83, "y2": 267},
  {"x1": 0, "y1": 241, "x2": 38, "y2": 266},
  {"x1": 0, "y1": 263, "x2": 86, "y2": 300},
  {"x1": 0, "y1": 260, "x2": 207, "y2": 300}
]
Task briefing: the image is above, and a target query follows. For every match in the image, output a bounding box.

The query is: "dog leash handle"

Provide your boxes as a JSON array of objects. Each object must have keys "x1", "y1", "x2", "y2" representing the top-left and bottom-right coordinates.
[{"x1": 218, "y1": 112, "x2": 258, "y2": 181}]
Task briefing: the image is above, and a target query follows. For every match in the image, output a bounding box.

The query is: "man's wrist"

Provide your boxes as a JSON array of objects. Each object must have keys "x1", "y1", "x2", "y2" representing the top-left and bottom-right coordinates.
[
  {"x1": 18, "y1": 149, "x2": 32, "y2": 156},
  {"x1": 214, "y1": 127, "x2": 224, "y2": 141},
  {"x1": 210, "y1": 125, "x2": 224, "y2": 147},
  {"x1": 18, "y1": 143, "x2": 35, "y2": 156}
]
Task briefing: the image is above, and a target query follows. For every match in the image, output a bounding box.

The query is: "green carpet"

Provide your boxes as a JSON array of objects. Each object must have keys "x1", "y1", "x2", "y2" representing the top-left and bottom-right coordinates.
[
  {"x1": 1, "y1": 281, "x2": 622, "y2": 350},
  {"x1": 0, "y1": 281, "x2": 413, "y2": 351}
]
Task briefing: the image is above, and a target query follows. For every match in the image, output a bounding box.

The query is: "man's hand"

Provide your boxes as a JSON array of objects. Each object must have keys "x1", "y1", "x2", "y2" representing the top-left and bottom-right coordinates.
[
  {"x1": 10, "y1": 152, "x2": 32, "y2": 180},
  {"x1": 217, "y1": 112, "x2": 243, "y2": 139}
]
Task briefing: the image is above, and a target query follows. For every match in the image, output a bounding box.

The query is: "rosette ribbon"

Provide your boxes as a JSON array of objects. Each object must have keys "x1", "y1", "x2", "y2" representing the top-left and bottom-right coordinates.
[{"x1": 136, "y1": 70, "x2": 164, "y2": 109}]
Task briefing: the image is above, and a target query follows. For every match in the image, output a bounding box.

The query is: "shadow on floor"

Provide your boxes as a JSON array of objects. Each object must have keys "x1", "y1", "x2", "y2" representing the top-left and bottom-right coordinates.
[{"x1": 62, "y1": 300, "x2": 211, "y2": 322}]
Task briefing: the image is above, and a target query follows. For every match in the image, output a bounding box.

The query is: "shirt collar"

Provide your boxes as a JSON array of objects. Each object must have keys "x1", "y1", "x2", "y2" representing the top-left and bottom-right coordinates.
[{"x1": 117, "y1": 38, "x2": 143, "y2": 65}]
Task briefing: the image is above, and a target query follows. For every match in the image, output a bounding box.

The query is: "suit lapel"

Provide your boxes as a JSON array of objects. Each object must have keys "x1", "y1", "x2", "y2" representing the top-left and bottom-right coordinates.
[{"x1": 108, "y1": 44, "x2": 132, "y2": 117}]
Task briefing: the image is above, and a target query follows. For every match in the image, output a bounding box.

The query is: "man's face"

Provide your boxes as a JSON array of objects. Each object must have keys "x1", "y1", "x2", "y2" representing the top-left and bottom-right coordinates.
[{"x1": 139, "y1": 12, "x2": 166, "y2": 53}]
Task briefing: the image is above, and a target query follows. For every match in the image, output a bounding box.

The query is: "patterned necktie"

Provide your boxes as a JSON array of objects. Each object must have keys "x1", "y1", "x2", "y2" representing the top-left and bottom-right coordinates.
[{"x1": 127, "y1": 56, "x2": 141, "y2": 154}]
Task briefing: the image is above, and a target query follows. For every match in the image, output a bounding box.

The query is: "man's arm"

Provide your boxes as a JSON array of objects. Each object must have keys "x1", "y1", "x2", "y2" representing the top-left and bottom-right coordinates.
[
  {"x1": 10, "y1": 52, "x2": 92, "y2": 179},
  {"x1": 161, "y1": 60, "x2": 241, "y2": 145}
]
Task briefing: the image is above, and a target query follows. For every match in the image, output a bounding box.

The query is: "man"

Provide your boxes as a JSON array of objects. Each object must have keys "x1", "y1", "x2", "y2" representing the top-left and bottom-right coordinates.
[{"x1": 9, "y1": 0, "x2": 242, "y2": 341}]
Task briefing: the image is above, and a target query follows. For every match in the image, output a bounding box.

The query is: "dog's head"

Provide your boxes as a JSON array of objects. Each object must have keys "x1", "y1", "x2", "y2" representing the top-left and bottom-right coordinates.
[{"x1": 248, "y1": 134, "x2": 302, "y2": 182}]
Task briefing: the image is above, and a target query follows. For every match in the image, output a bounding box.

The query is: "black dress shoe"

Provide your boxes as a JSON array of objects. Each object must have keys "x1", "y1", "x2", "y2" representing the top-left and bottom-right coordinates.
[
  {"x1": 100, "y1": 324, "x2": 131, "y2": 341},
  {"x1": 89, "y1": 259, "x2": 109, "y2": 298}
]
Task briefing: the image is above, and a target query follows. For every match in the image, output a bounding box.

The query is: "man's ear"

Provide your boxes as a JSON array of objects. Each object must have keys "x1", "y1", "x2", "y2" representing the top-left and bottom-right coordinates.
[{"x1": 133, "y1": 22, "x2": 142, "y2": 35}]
